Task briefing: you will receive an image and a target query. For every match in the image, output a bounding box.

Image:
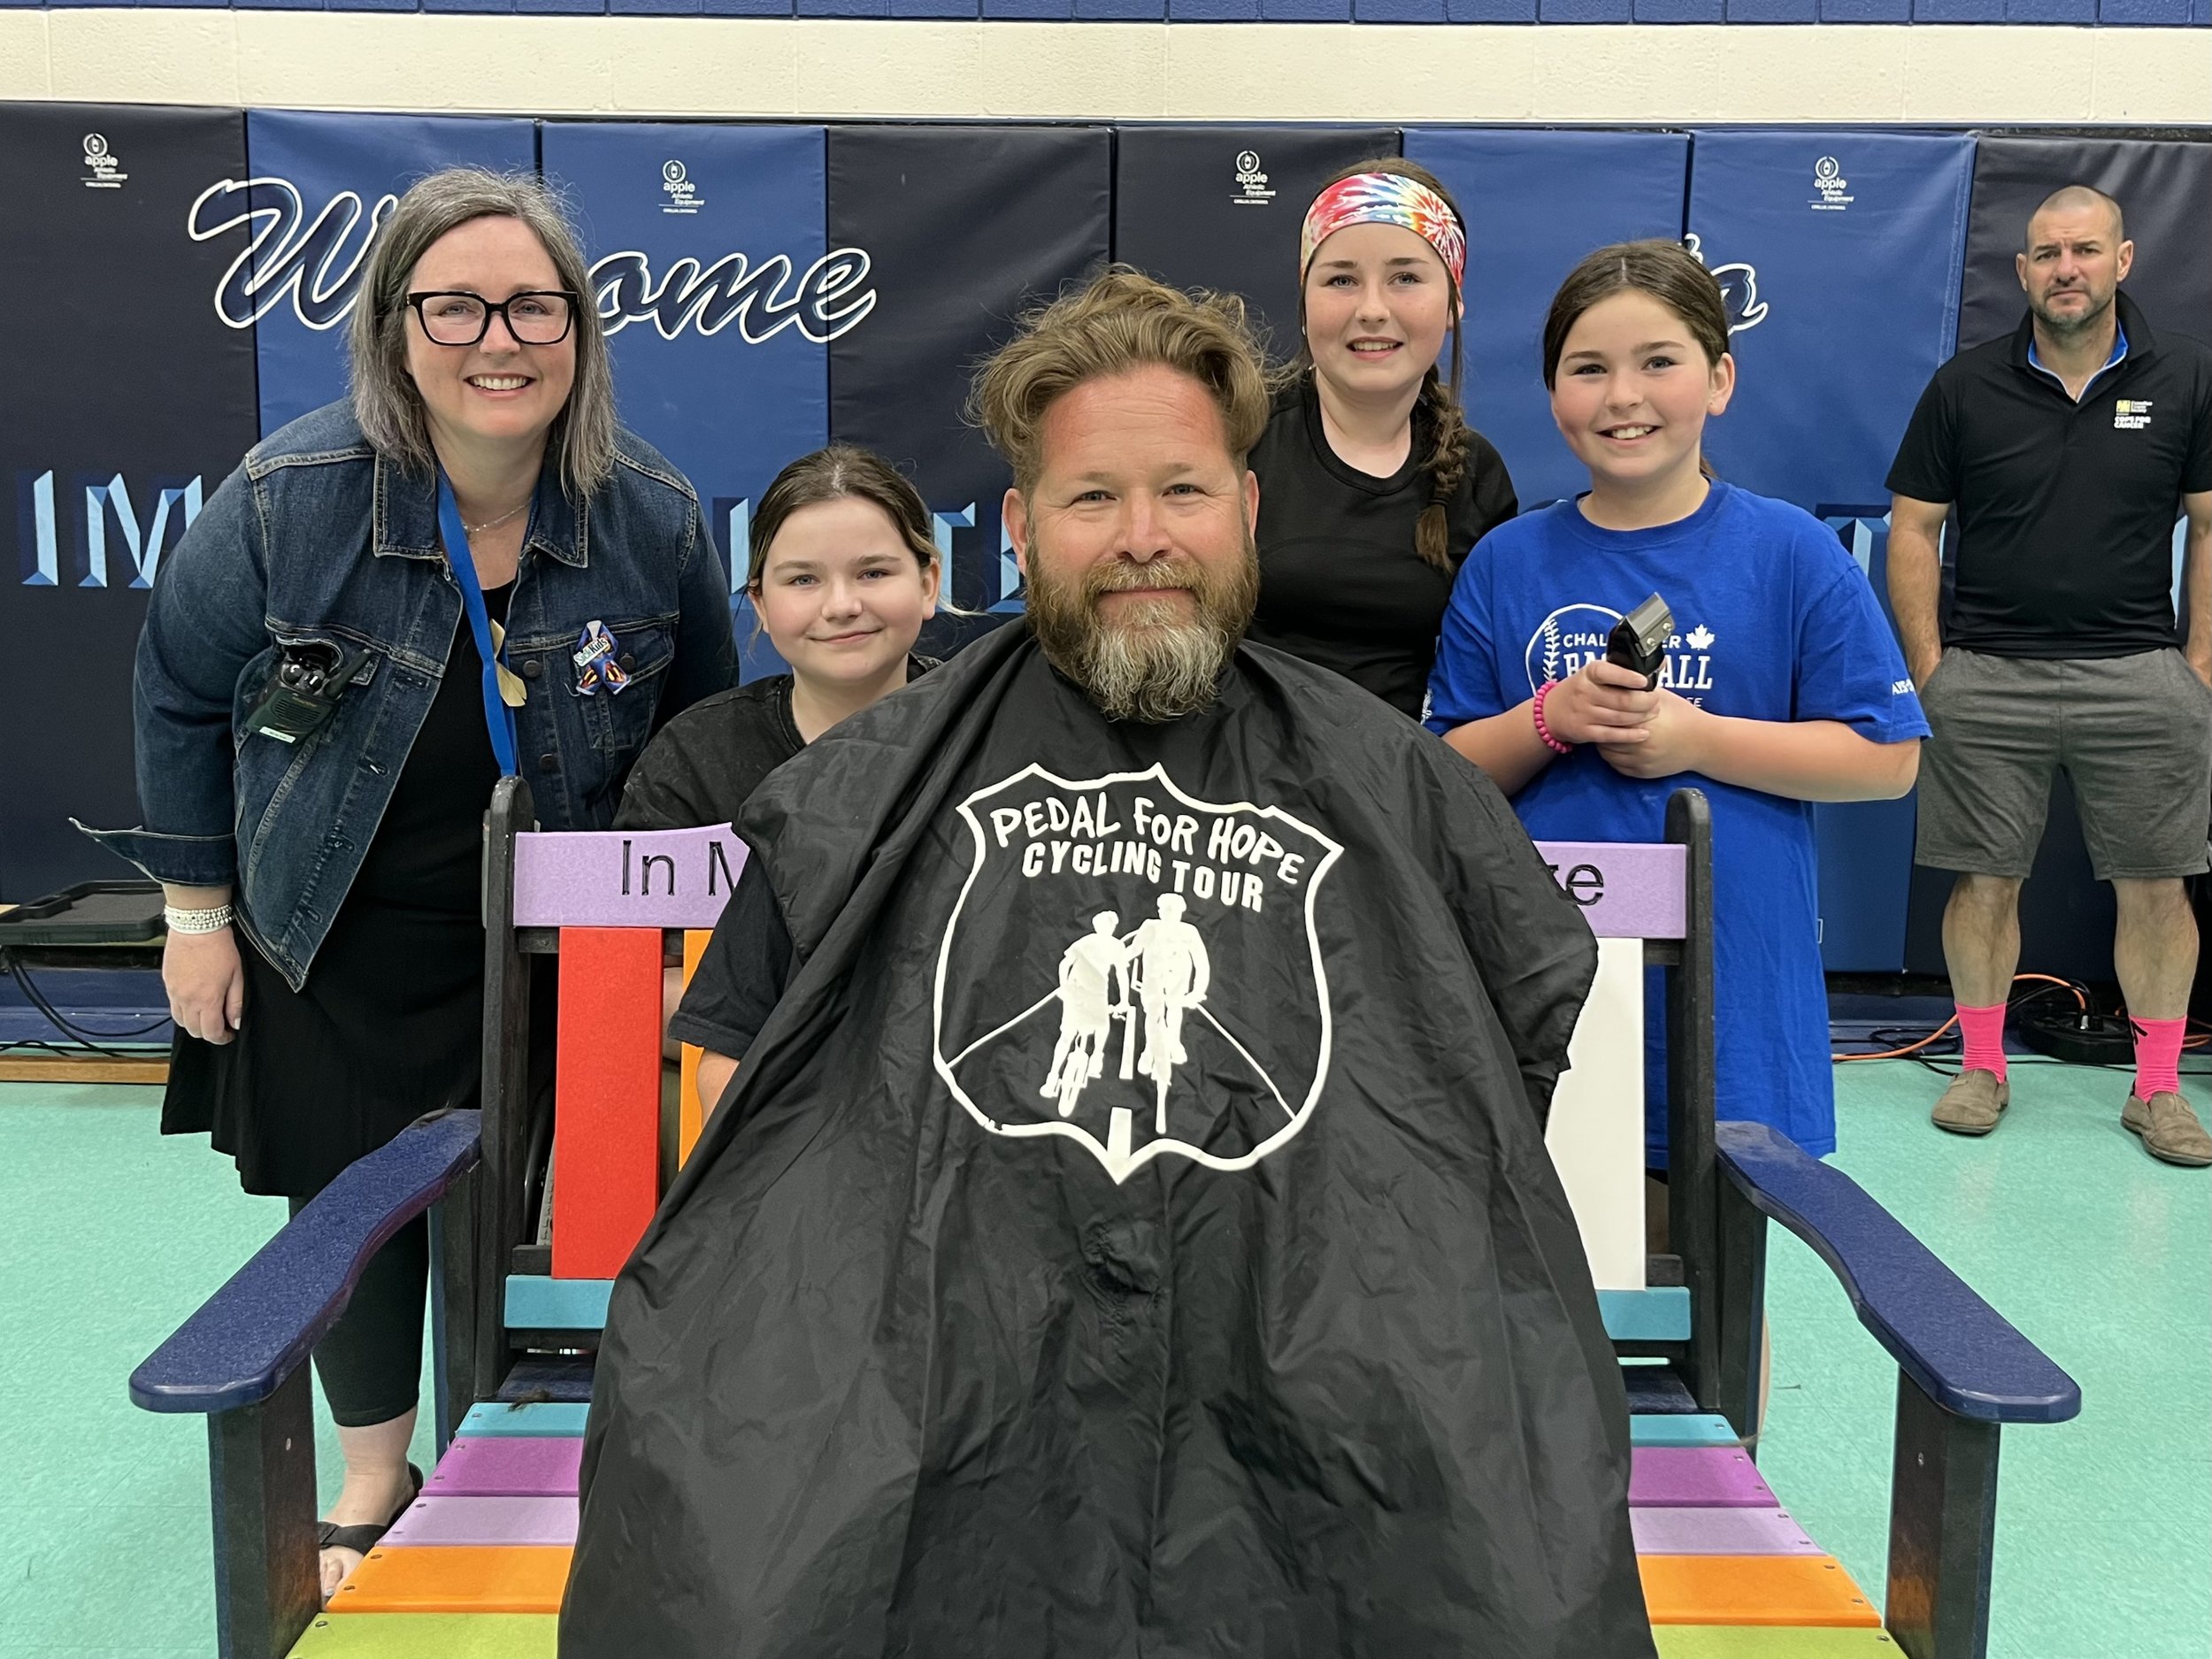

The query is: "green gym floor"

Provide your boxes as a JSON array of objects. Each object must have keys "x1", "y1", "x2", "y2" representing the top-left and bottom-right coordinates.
[{"x1": 2, "y1": 1061, "x2": 2206, "y2": 1659}]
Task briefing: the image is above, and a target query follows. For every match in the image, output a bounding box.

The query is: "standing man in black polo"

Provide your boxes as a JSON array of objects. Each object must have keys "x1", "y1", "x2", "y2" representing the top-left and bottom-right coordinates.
[{"x1": 1887, "y1": 184, "x2": 2212, "y2": 1166}]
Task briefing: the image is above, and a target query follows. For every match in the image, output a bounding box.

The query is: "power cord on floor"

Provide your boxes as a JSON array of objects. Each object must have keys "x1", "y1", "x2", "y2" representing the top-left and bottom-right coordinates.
[
  {"x1": 0, "y1": 949, "x2": 173, "y2": 1060},
  {"x1": 1832, "y1": 973, "x2": 2087, "y2": 1064},
  {"x1": 1833, "y1": 972, "x2": 2212, "y2": 1074}
]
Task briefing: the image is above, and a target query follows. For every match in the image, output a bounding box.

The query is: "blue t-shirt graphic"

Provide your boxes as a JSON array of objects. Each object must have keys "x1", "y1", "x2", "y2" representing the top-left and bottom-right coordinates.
[{"x1": 1425, "y1": 482, "x2": 1928, "y2": 1160}]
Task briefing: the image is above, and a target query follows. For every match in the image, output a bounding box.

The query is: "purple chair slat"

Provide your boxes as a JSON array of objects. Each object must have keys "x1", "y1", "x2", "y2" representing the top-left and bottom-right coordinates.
[
  {"x1": 1629, "y1": 1446, "x2": 1778, "y2": 1508},
  {"x1": 426, "y1": 1435, "x2": 582, "y2": 1496},
  {"x1": 384, "y1": 1494, "x2": 580, "y2": 1548},
  {"x1": 1632, "y1": 1505, "x2": 1821, "y2": 1556}
]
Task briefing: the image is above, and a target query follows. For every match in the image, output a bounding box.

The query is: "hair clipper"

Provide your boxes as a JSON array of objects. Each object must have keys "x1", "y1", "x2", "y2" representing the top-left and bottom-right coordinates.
[{"x1": 1605, "y1": 594, "x2": 1674, "y2": 689}]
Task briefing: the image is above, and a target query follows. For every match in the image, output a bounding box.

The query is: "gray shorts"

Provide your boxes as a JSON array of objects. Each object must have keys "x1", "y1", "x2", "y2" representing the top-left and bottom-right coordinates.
[{"x1": 1916, "y1": 647, "x2": 2212, "y2": 882}]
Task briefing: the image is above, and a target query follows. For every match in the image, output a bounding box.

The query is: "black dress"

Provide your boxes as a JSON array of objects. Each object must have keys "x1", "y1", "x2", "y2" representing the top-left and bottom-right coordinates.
[{"x1": 164, "y1": 587, "x2": 511, "y2": 1199}]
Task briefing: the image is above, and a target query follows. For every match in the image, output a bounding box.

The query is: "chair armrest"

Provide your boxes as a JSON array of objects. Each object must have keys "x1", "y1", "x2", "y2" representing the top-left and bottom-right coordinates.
[
  {"x1": 1715, "y1": 1119, "x2": 2080, "y2": 1425},
  {"x1": 129, "y1": 1110, "x2": 481, "y2": 1415}
]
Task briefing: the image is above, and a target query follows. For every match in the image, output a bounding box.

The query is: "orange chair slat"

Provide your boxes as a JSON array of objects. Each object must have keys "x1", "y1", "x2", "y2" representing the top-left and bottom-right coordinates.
[
  {"x1": 552, "y1": 927, "x2": 663, "y2": 1279},
  {"x1": 678, "y1": 928, "x2": 712, "y2": 1167},
  {"x1": 333, "y1": 1546, "x2": 572, "y2": 1615},
  {"x1": 1638, "y1": 1554, "x2": 1880, "y2": 1627}
]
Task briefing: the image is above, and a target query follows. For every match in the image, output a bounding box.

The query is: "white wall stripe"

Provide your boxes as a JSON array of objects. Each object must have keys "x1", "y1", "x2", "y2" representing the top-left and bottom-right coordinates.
[{"x1": 0, "y1": 13, "x2": 2206, "y2": 124}]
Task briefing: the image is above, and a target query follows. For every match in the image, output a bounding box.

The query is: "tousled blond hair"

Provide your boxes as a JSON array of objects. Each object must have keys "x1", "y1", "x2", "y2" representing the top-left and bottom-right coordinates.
[{"x1": 971, "y1": 266, "x2": 1271, "y2": 495}]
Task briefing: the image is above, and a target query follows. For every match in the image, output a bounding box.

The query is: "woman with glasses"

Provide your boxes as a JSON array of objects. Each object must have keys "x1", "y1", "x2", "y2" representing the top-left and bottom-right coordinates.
[{"x1": 84, "y1": 168, "x2": 735, "y2": 1598}]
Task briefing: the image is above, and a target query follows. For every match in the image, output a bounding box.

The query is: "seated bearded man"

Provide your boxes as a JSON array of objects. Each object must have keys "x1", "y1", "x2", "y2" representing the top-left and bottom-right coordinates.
[{"x1": 562, "y1": 268, "x2": 1655, "y2": 1659}]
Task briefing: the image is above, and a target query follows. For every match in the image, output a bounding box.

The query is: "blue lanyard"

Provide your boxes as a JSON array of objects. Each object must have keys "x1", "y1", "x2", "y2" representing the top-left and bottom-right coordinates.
[{"x1": 435, "y1": 472, "x2": 521, "y2": 779}]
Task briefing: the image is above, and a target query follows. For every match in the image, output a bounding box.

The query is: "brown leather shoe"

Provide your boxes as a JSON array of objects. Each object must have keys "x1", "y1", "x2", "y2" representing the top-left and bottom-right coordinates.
[
  {"x1": 2122, "y1": 1091, "x2": 2212, "y2": 1167},
  {"x1": 1932, "y1": 1069, "x2": 2009, "y2": 1135}
]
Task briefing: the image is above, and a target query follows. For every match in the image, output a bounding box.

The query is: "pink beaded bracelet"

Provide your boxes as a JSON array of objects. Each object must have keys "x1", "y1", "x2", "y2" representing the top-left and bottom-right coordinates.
[{"x1": 1531, "y1": 680, "x2": 1573, "y2": 756}]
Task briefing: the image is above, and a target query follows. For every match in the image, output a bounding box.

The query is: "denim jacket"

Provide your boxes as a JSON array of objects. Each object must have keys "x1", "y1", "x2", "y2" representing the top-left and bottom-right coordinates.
[{"x1": 81, "y1": 401, "x2": 737, "y2": 988}]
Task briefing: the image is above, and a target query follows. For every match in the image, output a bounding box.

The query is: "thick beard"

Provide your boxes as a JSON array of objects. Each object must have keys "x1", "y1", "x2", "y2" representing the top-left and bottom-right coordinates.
[{"x1": 1025, "y1": 534, "x2": 1259, "y2": 725}]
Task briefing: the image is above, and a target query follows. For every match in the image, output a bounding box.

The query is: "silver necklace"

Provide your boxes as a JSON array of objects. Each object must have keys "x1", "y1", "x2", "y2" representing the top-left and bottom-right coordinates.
[{"x1": 464, "y1": 499, "x2": 530, "y2": 537}]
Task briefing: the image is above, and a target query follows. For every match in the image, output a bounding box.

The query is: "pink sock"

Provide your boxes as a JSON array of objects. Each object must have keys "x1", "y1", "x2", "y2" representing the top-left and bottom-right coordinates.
[
  {"x1": 2131, "y1": 1017, "x2": 2186, "y2": 1102},
  {"x1": 1956, "y1": 1002, "x2": 2008, "y2": 1082}
]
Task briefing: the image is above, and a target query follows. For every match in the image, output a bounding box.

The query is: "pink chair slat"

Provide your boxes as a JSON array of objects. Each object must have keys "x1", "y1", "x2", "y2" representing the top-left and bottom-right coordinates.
[
  {"x1": 1632, "y1": 1506, "x2": 1821, "y2": 1556},
  {"x1": 551, "y1": 926, "x2": 664, "y2": 1279},
  {"x1": 1631, "y1": 1447, "x2": 1778, "y2": 1508},
  {"x1": 426, "y1": 1435, "x2": 582, "y2": 1497},
  {"x1": 384, "y1": 1495, "x2": 580, "y2": 1548}
]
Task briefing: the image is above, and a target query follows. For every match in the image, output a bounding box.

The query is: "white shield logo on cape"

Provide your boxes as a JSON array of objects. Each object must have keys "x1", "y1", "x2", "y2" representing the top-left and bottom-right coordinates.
[{"x1": 933, "y1": 763, "x2": 1344, "y2": 1184}]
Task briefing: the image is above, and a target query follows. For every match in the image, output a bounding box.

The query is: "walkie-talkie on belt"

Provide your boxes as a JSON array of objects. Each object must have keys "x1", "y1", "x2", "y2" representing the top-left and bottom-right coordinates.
[{"x1": 1605, "y1": 594, "x2": 1674, "y2": 689}]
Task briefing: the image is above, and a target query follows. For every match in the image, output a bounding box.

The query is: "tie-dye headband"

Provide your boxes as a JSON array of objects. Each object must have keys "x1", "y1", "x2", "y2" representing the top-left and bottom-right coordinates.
[{"x1": 1299, "y1": 172, "x2": 1467, "y2": 291}]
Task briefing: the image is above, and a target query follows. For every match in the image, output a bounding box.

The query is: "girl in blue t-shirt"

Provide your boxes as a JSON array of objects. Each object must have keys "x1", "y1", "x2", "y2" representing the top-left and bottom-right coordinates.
[{"x1": 1425, "y1": 239, "x2": 1928, "y2": 1164}]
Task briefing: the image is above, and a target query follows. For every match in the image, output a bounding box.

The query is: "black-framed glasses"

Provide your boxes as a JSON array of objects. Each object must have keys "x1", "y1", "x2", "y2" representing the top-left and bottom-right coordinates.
[{"x1": 406, "y1": 289, "x2": 580, "y2": 347}]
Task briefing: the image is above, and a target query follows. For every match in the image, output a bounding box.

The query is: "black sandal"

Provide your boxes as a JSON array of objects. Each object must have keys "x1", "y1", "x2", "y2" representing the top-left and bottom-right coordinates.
[{"x1": 316, "y1": 1462, "x2": 424, "y2": 1557}]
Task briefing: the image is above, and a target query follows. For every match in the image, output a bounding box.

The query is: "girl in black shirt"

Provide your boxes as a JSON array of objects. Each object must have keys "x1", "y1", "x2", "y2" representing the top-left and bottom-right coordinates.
[
  {"x1": 1248, "y1": 159, "x2": 1517, "y2": 718},
  {"x1": 616, "y1": 445, "x2": 941, "y2": 833},
  {"x1": 618, "y1": 446, "x2": 943, "y2": 1113}
]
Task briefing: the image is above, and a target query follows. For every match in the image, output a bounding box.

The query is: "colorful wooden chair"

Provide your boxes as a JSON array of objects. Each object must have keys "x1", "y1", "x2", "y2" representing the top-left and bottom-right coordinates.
[{"x1": 130, "y1": 781, "x2": 2079, "y2": 1659}]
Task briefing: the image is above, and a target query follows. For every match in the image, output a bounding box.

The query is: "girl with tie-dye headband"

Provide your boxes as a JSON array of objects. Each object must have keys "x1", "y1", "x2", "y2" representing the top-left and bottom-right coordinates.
[{"x1": 1244, "y1": 159, "x2": 1518, "y2": 720}]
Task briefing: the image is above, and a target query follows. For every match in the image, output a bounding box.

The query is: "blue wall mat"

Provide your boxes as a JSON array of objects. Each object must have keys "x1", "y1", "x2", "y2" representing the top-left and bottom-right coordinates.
[
  {"x1": 1817, "y1": 0, "x2": 1910, "y2": 17},
  {"x1": 541, "y1": 123, "x2": 831, "y2": 681},
  {"x1": 1687, "y1": 129, "x2": 1974, "y2": 971},
  {"x1": 0, "y1": 104, "x2": 261, "y2": 904},
  {"x1": 1113, "y1": 125, "x2": 1399, "y2": 362},
  {"x1": 1690, "y1": 130, "x2": 1973, "y2": 536},
  {"x1": 1445, "y1": 0, "x2": 1537, "y2": 15},
  {"x1": 826, "y1": 125, "x2": 1111, "y2": 656},
  {"x1": 239, "y1": 111, "x2": 535, "y2": 438},
  {"x1": 1402, "y1": 128, "x2": 1691, "y2": 511}
]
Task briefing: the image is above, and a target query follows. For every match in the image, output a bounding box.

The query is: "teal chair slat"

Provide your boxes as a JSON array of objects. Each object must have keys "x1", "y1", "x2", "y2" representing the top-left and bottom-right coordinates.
[
  {"x1": 1630, "y1": 1414, "x2": 1740, "y2": 1448},
  {"x1": 1599, "y1": 1286, "x2": 1691, "y2": 1341},
  {"x1": 459, "y1": 1402, "x2": 590, "y2": 1439},
  {"x1": 505, "y1": 1276, "x2": 614, "y2": 1330}
]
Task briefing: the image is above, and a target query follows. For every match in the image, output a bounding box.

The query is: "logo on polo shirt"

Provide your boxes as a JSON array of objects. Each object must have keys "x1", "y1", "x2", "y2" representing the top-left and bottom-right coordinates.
[{"x1": 2115, "y1": 399, "x2": 2154, "y2": 432}]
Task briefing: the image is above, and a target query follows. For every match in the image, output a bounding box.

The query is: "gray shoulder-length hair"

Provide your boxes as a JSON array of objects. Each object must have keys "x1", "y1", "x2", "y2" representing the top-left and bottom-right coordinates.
[{"x1": 349, "y1": 167, "x2": 616, "y2": 499}]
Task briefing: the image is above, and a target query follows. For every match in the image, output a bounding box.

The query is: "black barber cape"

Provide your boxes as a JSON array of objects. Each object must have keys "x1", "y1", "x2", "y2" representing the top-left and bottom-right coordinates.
[{"x1": 562, "y1": 621, "x2": 1654, "y2": 1659}]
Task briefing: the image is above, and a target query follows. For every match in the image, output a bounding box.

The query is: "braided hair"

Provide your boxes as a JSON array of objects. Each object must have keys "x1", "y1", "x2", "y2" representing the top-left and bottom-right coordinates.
[{"x1": 1283, "y1": 157, "x2": 1473, "y2": 573}]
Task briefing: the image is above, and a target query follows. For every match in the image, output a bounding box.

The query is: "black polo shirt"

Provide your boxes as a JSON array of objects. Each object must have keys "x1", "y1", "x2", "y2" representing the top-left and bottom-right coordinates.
[{"x1": 1886, "y1": 291, "x2": 2212, "y2": 659}]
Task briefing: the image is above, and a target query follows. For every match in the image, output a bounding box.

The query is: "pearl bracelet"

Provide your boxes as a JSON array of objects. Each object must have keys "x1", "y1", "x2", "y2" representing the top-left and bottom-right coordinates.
[{"x1": 165, "y1": 904, "x2": 234, "y2": 934}]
